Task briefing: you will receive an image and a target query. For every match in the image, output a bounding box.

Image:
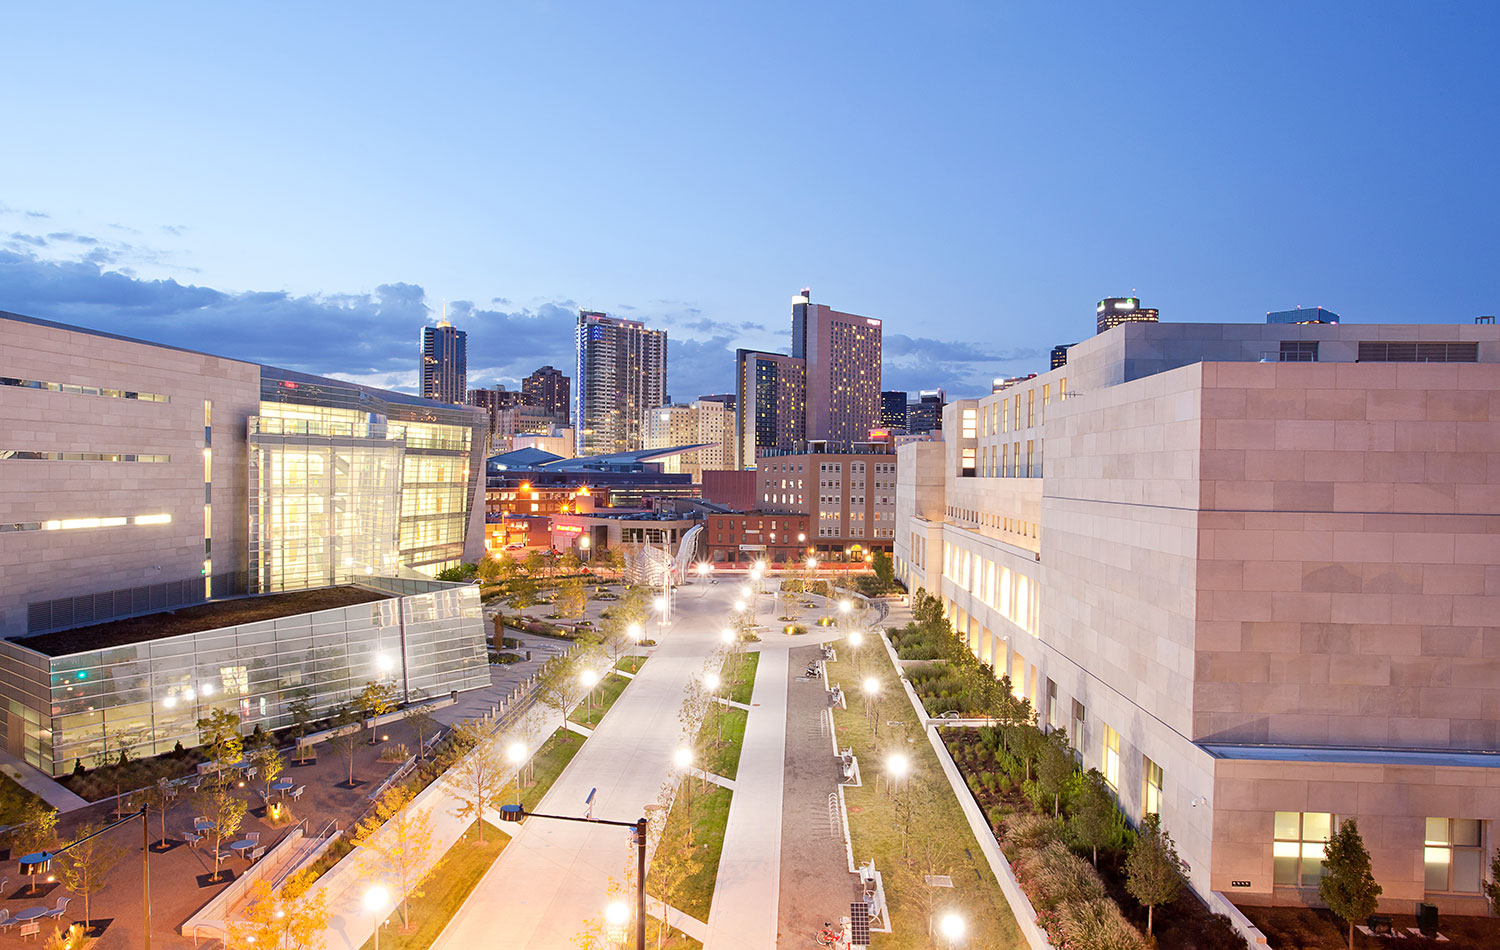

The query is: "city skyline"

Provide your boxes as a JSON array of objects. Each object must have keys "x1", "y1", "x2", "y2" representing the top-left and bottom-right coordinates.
[{"x1": 3, "y1": 5, "x2": 1496, "y2": 405}]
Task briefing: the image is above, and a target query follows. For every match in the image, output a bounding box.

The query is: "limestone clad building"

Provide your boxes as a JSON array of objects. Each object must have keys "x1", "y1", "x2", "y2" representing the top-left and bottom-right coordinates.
[{"x1": 895, "y1": 318, "x2": 1500, "y2": 915}]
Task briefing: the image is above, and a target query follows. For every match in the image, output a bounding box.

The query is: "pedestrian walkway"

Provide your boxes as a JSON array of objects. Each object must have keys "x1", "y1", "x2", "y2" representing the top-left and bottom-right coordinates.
[
  {"x1": 430, "y1": 591, "x2": 725, "y2": 950},
  {"x1": 704, "y1": 648, "x2": 789, "y2": 950},
  {"x1": 0, "y1": 748, "x2": 90, "y2": 812}
]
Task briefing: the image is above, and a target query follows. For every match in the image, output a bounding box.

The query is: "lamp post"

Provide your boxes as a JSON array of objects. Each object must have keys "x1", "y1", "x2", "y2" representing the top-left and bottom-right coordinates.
[
  {"x1": 506, "y1": 742, "x2": 527, "y2": 804},
  {"x1": 863, "y1": 676, "x2": 881, "y2": 741},
  {"x1": 21, "y1": 806, "x2": 151, "y2": 950},
  {"x1": 605, "y1": 899, "x2": 631, "y2": 948},
  {"x1": 580, "y1": 668, "x2": 599, "y2": 722},
  {"x1": 705, "y1": 672, "x2": 722, "y2": 740},
  {"x1": 500, "y1": 806, "x2": 649, "y2": 950},
  {"x1": 654, "y1": 595, "x2": 668, "y2": 641},
  {"x1": 939, "y1": 912, "x2": 965, "y2": 950},
  {"x1": 364, "y1": 886, "x2": 390, "y2": 950},
  {"x1": 628, "y1": 622, "x2": 643, "y2": 645}
]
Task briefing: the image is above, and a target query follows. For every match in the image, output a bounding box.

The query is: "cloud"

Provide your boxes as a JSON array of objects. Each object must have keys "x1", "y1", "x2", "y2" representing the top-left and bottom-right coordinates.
[
  {"x1": 45, "y1": 232, "x2": 101, "y2": 245},
  {"x1": 24, "y1": 211, "x2": 49, "y2": 219},
  {"x1": 7, "y1": 233, "x2": 47, "y2": 248},
  {"x1": 881, "y1": 333, "x2": 1043, "y2": 397}
]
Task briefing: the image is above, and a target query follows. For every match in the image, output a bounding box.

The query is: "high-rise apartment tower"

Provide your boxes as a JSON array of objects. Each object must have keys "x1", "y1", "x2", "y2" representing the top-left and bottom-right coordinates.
[
  {"x1": 522, "y1": 365, "x2": 571, "y2": 417},
  {"x1": 574, "y1": 310, "x2": 668, "y2": 456},
  {"x1": 792, "y1": 291, "x2": 882, "y2": 448},
  {"x1": 421, "y1": 315, "x2": 467, "y2": 403}
]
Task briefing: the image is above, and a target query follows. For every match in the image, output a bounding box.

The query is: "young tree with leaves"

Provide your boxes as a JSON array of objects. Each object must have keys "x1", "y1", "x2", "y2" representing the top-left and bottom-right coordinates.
[
  {"x1": 354, "y1": 785, "x2": 435, "y2": 930},
  {"x1": 403, "y1": 705, "x2": 439, "y2": 758},
  {"x1": 534, "y1": 653, "x2": 586, "y2": 742},
  {"x1": 556, "y1": 576, "x2": 587, "y2": 620},
  {"x1": 599, "y1": 615, "x2": 634, "y2": 680},
  {"x1": 205, "y1": 786, "x2": 247, "y2": 882},
  {"x1": 356, "y1": 681, "x2": 400, "y2": 745},
  {"x1": 1320, "y1": 818, "x2": 1382, "y2": 950},
  {"x1": 646, "y1": 782, "x2": 703, "y2": 950},
  {"x1": 228, "y1": 876, "x2": 329, "y2": 950},
  {"x1": 559, "y1": 548, "x2": 582, "y2": 576},
  {"x1": 508, "y1": 573, "x2": 539, "y2": 610},
  {"x1": 14, "y1": 801, "x2": 59, "y2": 880},
  {"x1": 328, "y1": 709, "x2": 362, "y2": 787},
  {"x1": 1125, "y1": 812, "x2": 1185, "y2": 935},
  {"x1": 287, "y1": 693, "x2": 316, "y2": 763},
  {"x1": 1035, "y1": 731, "x2": 1074, "y2": 817},
  {"x1": 253, "y1": 744, "x2": 286, "y2": 803},
  {"x1": 141, "y1": 777, "x2": 177, "y2": 848},
  {"x1": 523, "y1": 549, "x2": 548, "y2": 579},
  {"x1": 198, "y1": 708, "x2": 244, "y2": 788},
  {"x1": 56, "y1": 821, "x2": 124, "y2": 927},
  {"x1": 1069, "y1": 767, "x2": 1116, "y2": 865},
  {"x1": 446, "y1": 721, "x2": 507, "y2": 842},
  {"x1": 870, "y1": 550, "x2": 894, "y2": 592}
]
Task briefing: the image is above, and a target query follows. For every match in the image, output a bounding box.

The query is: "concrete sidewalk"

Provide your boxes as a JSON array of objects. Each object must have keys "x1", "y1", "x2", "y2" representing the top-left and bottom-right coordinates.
[
  {"x1": 703, "y1": 647, "x2": 789, "y2": 950},
  {"x1": 0, "y1": 748, "x2": 90, "y2": 812}
]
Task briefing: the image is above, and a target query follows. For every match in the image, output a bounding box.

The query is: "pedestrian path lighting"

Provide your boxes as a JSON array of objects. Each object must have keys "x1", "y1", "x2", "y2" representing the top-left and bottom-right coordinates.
[
  {"x1": 721, "y1": 628, "x2": 735, "y2": 645},
  {"x1": 885, "y1": 752, "x2": 909, "y2": 796},
  {"x1": 605, "y1": 899, "x2": 631, "y2": 945},
  {"x1": 506, "y1": 742, "x2": 527, "y2": 804},
  {"x1": 580, "y1": 669, "x2": 600, "y2": 720},
  {"x1": 849, "y1": 630, "x2": 863, "y2": 649},
  {"x1": 673, "y1": 747, "x2": 693, "y2": 770},
  {"x1": 863, "y1": 677, "x2": 881, "y2": 738},
  {"x1": 627, "y1": 622, "x2": 644, "y2": 644},
  {"x1": 364, "y1": 886, "x2": 390, "y2": 950},
  {"x1": 939, "y1": 912, "x2": 965, "y2": 949},
  {"x1": 654, "y1": 595, "x2": 669, "y2": 635},
  {"x1": 704, "y1": 672, "x2": 720, "y2": 692}
]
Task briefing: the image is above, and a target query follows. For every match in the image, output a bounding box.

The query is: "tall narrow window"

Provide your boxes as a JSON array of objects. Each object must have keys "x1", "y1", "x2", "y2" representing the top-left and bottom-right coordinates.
[
  {"x1": 1027, "y1": 389, "x2": 1035, "y2": 427},
  {"x1": 203, "y1": 400, "x2": 213, "y2": 596},
  {"x1": 1142, "y1": 757, "x2": 1163, "y2": 817},
  {"x1": 1046, "y1": 679, "x2": 1059, "y2": 729},
  {"x1": 1070, "y1": 700, "x2": 1086, "y2": 752},
  {"x1": 1274, "y1": 812, "x2": 1333, "y2": 886},
  {"x1": 1101, "y1": 724, "x2": 1121, "y2": 788},
  {"x1": 1002, "y1": 401, "x2": 1009, "y2": 433}
]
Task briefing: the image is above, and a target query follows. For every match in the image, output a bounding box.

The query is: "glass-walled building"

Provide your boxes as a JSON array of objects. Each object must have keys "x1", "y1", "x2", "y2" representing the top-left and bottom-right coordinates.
[{"x1": 0, "y1": 578, "x2": 487, "y2": 776}]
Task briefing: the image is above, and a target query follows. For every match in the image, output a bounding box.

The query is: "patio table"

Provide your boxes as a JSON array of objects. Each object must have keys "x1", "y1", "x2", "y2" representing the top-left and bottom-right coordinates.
[{"x1": 11, "y1": 909, "x2": 47, "y2": 924}]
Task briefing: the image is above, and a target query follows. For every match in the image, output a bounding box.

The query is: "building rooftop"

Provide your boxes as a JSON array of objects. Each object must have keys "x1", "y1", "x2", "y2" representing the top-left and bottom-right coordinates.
[{"x1": 14, "y1": 586, "x2": 392, "y2": 657}]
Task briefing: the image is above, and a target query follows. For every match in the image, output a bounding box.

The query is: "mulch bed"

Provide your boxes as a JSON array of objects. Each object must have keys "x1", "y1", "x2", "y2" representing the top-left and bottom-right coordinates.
[{"x1": 1241, "y1": 904, "x2": 1500, "y2": 950}]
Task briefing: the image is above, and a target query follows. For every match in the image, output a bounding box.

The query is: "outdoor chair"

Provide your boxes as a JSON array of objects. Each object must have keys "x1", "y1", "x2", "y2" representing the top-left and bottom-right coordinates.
[
  {"x1": 243, "y1": 766, "x2": 258, "y2": 780},
  {"x1": 193, "y1": 814, "x2": 207, "y2": 827},
  {"x1": 248, "y1": 845, "x2": 264, "y2": 861},
  {"x1": 182, "y1": 831, "x2": 203, "y2": 848},
  {"x1": 0, "y1": 909, "x2": 13, "y2": 931},
  {"x1": 245, "y1": 832, "x2": 260, "y2": 845},
  {"x1": 43, "y1": 898, "x2": 69, "y2": 920},
  {"x1": 18, "y1": 922, "x2": 38, "y2": 940},
  {"x1": 291, "y1": 786, "x2": 305, "y2": 801}
]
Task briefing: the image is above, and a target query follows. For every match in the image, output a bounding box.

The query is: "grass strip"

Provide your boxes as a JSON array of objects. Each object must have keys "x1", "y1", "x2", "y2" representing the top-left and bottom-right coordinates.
[
  {"x1": 617, "y1": 655, "x2": 648, "y2": 674},
  {"x1": 700, "y1": 706, "x2": 747, "y2": 781},
  {"x1": 658, "y1": 783, "x2": 732, "y2": 922},
  {"x1": 357, "y1": 820, "x2": 507, "y2": 950},
  {"x1": 827, "y1": 635, "x2": 1028, "y2": 950},
  {"x1": 724, "y1": 650, "x2": 759, "y2": 705},
  {"x1": 646, "y1": 919, "x2": 703, "y2": 949},
  {"x1": 498, "y1": 726, "x2": 584, "y2": 813},
  {"x1": 570, "y1": 672, "x2": 630, "y2": 728}
]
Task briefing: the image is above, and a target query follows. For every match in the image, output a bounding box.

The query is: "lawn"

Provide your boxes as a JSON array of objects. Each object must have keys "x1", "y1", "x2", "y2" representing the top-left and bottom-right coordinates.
[
  {"x1": 616, "y1": 655, "x2": 648, "y2": 674},
  {"x1": 722, "y1": 650, "x2": 759, "y2": 705},
  {"x1": 656, "y1": 783, "x2": 732, "y2": 922},
  {"x1": 646, "y1": 920, "x2": 703, "y2": 949},
  {"x1": 357, "y1": 821, "x2": 507, "y2": 950},
  {"x1": 570, "y1": 672, "x2": 630, "y2": 728},
  {"x1": 498, "y1": 726, "x2": 584, "y2": 812},
  {"x1": 827, "y1": 634, "x2": 1028, "y2": 950},
  {"x1": 700, "y1": 706, "x2": 747, "y2": 781}
]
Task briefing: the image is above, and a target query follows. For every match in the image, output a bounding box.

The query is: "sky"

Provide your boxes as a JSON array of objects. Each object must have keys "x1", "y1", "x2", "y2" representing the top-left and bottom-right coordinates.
[{"x1": 2, "y1": 1, "x2": 1497, "y2": 402}]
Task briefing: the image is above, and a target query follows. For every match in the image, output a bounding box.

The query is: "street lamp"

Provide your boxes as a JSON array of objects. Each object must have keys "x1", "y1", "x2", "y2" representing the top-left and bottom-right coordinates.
[
  {"x1": 721, "y1": 628, "x2": 734, "y2": 644},
  {"x1": 863, "y1": 676, "x2": 881, "y2": 739},
  {"x1": 628, "y1": 622, "x2": 643, "y2": 644},
  {"x1": 605, "y1": 900, "x2": 631, "y2": 946},
  {"x1": 654, "y1": 595, "x2": 669, "y2": 638},
  {"x1": 673, "y1": 747, "x2": 693, "y2": 770},
  {"x1": 704, "y1": 672, "x2": 720, "y2": 692},
  {"x1": 580, "y1": 668, "x2": 599, "y2": 721},
  {"x1": 939, "y1": 912, "x2": 965, "y2": 949},
  {"x1": 506, "y1": 742, "x2": 526, "y2": 805},
  {"x1": 849, "y1": 630, "x2": 863, "y2": 648},
  {"x1": 364, "y1": 885, "x2": 390, "y2": 950}
]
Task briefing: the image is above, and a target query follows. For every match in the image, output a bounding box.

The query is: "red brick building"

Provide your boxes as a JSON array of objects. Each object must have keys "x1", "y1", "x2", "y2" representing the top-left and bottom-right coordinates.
[{"x1": 703, "y1": 511, "x2": 811, "y2": 565}]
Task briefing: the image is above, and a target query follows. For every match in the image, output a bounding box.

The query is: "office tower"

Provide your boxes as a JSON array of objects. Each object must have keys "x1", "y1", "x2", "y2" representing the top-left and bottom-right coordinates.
[
  {"x1": 906, "y1": 389, "x2": 945, "y2": 434},
  {"x1": 1050, "y1": 343, "x2": 1074, "y2": 369},
  {"x1": 792, "y1": 291, "x2": 882, "y2": 449},
  {"x1": 880, "y1": 390, "x2": 908, "y2": 429},
  {"x1": 522, "y1": 365, "x2": 571, "y2": 417},
  {"x1": 643, "y1": 399, "x2": 733, "y2": 481},
  {"x1": 697, "y1": 393, "x2": 736, "y2": 412},
  {"x1": 895, "y1": 316, "x2": 1500, "y2": 920},
  {"x1": 734, "y1": 349, "x2": 806, "y2": 468},
  {"x1": 1266, "y1": 307, "x2": 1340, "y2": 325},
  {"x1": 421, "y1": 315, "x2": 467, "y2": 403},
  {"x1": 574, "y1": 310, "x2": 668, "y2": 456},
  {"x1": 1095, "y1": 296, "x2": 1159, "y2": 335}
]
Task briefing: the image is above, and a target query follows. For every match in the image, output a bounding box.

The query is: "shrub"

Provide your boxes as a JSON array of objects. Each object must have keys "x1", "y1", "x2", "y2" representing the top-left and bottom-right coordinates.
[
  {"x1": 1018, "y1": 842, "x2": 1107, "y2": 909},
  {"x1": 1051, "y1": 898, "x2": 1150, "y2": 950},
  {"x1": 1002, "y1": 814, "x2": 1064, "y2": 851}
]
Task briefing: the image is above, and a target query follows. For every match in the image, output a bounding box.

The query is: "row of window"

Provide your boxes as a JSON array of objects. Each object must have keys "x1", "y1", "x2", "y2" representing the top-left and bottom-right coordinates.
[
  {"x1": 0, "y1": 513, "x2": 173, "y2": 533},
  {"x1": 1274, "y1": 812, "x2": 1484, "y2": 893},
  {"x1": 1, "y1": 376, "x2": 170, "y2": 402},
  {"x1": 1, "y1": 451, "x2": 170, "y2": 462}
]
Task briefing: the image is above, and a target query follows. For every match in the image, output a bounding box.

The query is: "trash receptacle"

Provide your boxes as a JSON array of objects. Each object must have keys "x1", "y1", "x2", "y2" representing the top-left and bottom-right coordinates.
[
  {"x1": 1417, "y1": 903, "x2": 1438, "y2": 936},
  {"x1": 526, "y1": 650, "x2": 532, "y2": 661}
]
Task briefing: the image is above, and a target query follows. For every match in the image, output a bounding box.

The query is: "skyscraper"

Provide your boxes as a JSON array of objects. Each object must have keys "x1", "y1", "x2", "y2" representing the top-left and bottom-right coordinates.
[
  {"x1": 734, "y1": 349, "x2": 806, "y2": 468},
  {"x1": 1095, "y1": 297, "x2": 1159, "y2": 335},
  {"x1": 906, "y1": 389, "x2": 945, "y2": 434},
  {"x1": 1050, "y1": 343, "x2": 1075, "y2": 369},
  {"x1": 421, "y1": 315, "x2": 467, "y2": 403},
  {"x1": 522, "y1": 365, "x2": 571, "y2": 417},
  {"x1": 644, "y1": 399, "x2": 733, "y2": 481},
  {"x1": 574, "y1": 310, "x2": 668, "y2": 456},
  {"x1": 792, "y1": 291, "x2": 882, "y2": 448},
  {"x1": 880, "y1": 390, "x2": 908, "y2": 430}
]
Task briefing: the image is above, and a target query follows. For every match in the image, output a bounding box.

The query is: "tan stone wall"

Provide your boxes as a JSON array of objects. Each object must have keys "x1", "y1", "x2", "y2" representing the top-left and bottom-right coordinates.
[
  {"x1": 0, "y1": 317, "x2": 261, "y2": 635},
  {"x1": 1193, "y1": 361, "x2": 1500, "y2": 750}
]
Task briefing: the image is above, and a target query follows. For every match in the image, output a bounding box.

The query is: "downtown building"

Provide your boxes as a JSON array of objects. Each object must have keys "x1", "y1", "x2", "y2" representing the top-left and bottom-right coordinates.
[
  {"x1": 574, "y1": 310, "x2": 668, "y2": 456},
  {"x1": 0, "y1": 310, "x2": 489, "y2": 774},
  {"x1": 754, "y1": 447, "x2": 898, "y2": 561},
  {"x1": 421, "y1": 315, "x2": 467, "y2": 403},
  {"x1": 522, "y1": 364, "x2": 571, "y2": 417},
  {"x1": 644, "y1": 399, "x2": 734, "y2": 482},
  {"x1": 895, "y1": 317, "x2": 1500, "y2": 916}
]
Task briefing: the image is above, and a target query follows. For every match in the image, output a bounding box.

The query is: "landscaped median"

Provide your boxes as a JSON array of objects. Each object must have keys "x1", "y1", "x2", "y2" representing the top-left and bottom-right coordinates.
[
  {"x1": 826, "y1": 633, "x2": 1029, "y2": 950},
  {"x1": 356, "y1": 821, "x2": 507, "y2": 950}
]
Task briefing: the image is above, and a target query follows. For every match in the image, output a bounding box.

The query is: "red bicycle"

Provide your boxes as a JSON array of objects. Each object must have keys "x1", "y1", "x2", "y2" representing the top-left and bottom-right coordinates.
[{"x1": 814, "y1": 920, "x2": 845, "y2": 947}]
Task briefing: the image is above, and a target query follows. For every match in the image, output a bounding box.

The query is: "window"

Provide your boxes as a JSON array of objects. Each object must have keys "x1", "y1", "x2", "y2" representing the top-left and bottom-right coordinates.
[
  {"x1": 1027, "y1": 389, "x2": 1035, "y2": 427},
  {"x1": 1102, "y1": 724, "x2": 1121, "y2": 789},
  {"x1": 962, "y1": 408, "x2": 977, "y2": 438},
  {"x1": 961, "y1": 448, "x2": 976, "y2": 477},
  {"x1": 1358, "y1": 341, "x2": 1478, "y2": 362},
  {"x1": 1002, "y1": 401, "x2": 1009, "y2": 432},
  {"x1": 1274, "y1": 812, "x2": 1333, "y2": 886},
  {"x1": 1070, "y1": 701, "x2": 1086, "y2": 752},
  {"x1": 1142, "y1": 757, "x2": 1163, "y2": 817},
  {"x1": 1425, "y1": 818, "x2": 1483, "y2": 893},
  {"x1": 1045, "y1": 679, "x2": 1058, "y2": 730},
  {"x1": 1279, "y1": 340, "x2": 1319, "y2": 362}
]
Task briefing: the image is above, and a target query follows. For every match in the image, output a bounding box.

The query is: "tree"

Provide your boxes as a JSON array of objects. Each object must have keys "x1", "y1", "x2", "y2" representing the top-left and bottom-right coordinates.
[
  {"x1": 13, "y1": 801, "x2": 59, "y2": 881},
  {"x1": 900, "y1": 830, "x2": 956, "y2": 941},
  {"x1": 356, "y1": 681, "x2": 400, "y2": 744},
  {"x1": 204, "y1": 785, "x2": 248, "y2": 882},
  {"x1": 286, "y1": 692, "x2": 316, "y2": 763},
  {"x1": 476, "y1": 555, "x2": 502, "y2": 584},
  {"x1": 1125, "y1": 813, "x2": 1185, "y2": 935},
  {"x1": 1319, "y1": 818, "x2": 1382, "y2": 950},
  {"x1": 228, "y1": 876, "x2": 329, "y2": 950},
  {"x1": 1069, "y1": 768, "x2": 1116, "y2": 865},
  {"x1": 446, "y1": 721, "x2": 507, "y2": 841},
  {"x1": 328, "y1": 708, "x2": 362, "y2": 787},
  {"x1": 617, "y1": 585, "x2": 652, "y2": 630},
  {"x1": 605, "y1": 547, "x2": 627, "y2": 580},
  {"x1": 403, "y1": 705, "x2": 439, "y2": 758},
  {"x1": 524, "y1": 549, "x2": 547, "y2": 578},
  {"x1": 871, "y1": 550, "x2": 894, "y2": 592},
  {"x1": 197, "y1": 709, "x2": 244, "y2": 788},
  {"x1": 1035, "y1": 731, "x2": 1074, "y2": 817},
  {"x1": 556, "y1": 576, "x2": 587, "y2": 619},
  {"x1": 1486, "y1": 847, "x2": 1500, "y2": 916},
  {"x1": 141, "y1": 777, "x2": 177, "y2": 848},
  {"x1": 354, "y1": 785, "x2": 435, "y2": 930},
  {"x1": 508, "y1": 573, "x2": 539, "y2": 610},
  {"x1": 600, "y1": 616, "x2": 635, "y2": 680},
  {"x1": 559, "y1": 549, "x2": 582, "y2": 576},
  {"x1": 535, "y1": 653, "x2": 586, "y2": 742},
  {"x1": 646, "y1": 782, "x2": 703, "y2": 950},
  {"x1": 253, "y1": 745, "x2": 286, "y2": 802},
  {"x1": 55, "y1": 821, "x2": 124, "y2": 927}
]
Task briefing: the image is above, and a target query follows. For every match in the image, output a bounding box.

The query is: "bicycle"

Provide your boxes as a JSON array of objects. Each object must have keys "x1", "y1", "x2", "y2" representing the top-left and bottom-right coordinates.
[{"x1": 815, "y1": 921, "x2": 845, "y2": 947}]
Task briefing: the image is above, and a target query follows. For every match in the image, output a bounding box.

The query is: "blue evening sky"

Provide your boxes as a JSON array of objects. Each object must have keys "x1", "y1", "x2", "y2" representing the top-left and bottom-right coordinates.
[{"x1": 2, "y1": 1, "x2": 1496, "y2": 400}]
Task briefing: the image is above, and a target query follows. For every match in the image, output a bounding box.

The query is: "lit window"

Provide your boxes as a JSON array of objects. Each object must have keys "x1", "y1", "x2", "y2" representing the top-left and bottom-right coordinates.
[
  {"x1": 1101, "y1": 724, "x2": 1121, "y2": 789},
  {"x1": 1425, "y1": 818, "x2": 1483, "y2": 893},
  {"x1": 1142, "y1": 757, "x2": 1163, "y2": 817},
  {"x1": 1274, "y1": 812, "x2": 1333, "y2": 886}
]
